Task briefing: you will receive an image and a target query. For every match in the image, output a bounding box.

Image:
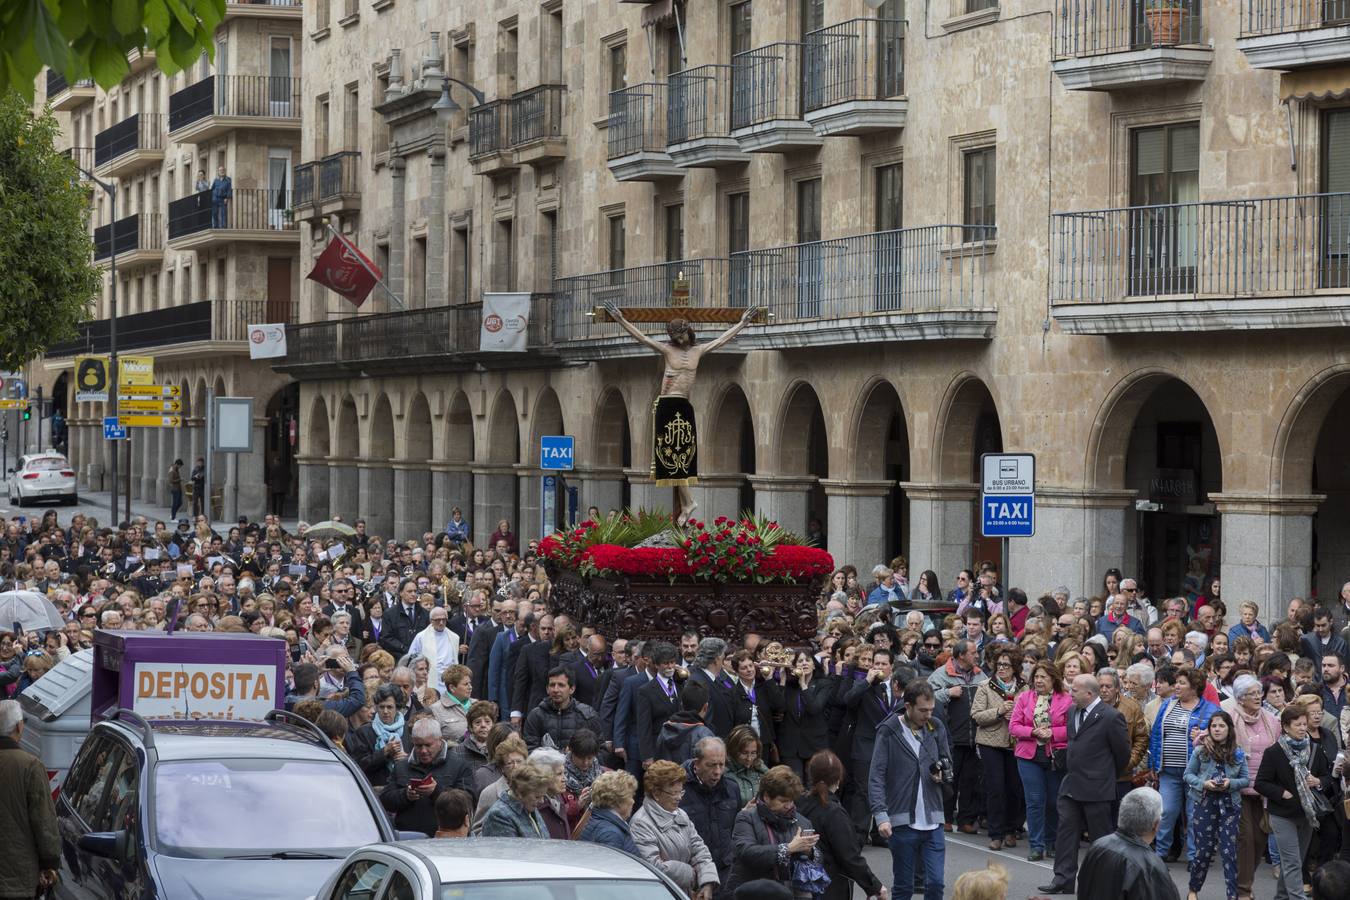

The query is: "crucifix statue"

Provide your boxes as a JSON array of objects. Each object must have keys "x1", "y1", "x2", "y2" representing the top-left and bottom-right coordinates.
[{"x1": 602, "y1": 300, "x2": 762, "y2": 526}]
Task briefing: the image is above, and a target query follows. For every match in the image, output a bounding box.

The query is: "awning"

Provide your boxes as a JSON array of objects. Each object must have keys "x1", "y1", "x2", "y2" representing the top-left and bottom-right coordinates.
[
  {"x1": 639, "y1": 0, "x2": 676, "y2": 28},
  {"x1": 1280, "y1": 65, "x2": 1350, "y2": 101}
]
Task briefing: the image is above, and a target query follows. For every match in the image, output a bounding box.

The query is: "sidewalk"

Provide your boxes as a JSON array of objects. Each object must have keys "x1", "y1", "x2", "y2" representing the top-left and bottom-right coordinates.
[{"x1": 57, "y1": 487, "x2": 301, "y2": 532}]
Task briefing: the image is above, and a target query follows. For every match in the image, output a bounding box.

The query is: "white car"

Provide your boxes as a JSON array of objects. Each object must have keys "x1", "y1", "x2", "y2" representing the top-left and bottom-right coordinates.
[
  {"x1": 7, "y1": 452, "x2": 77, "y2": 506},
  {"x1": 309, "y1": 838, "x2": 685, "y2": 900}
]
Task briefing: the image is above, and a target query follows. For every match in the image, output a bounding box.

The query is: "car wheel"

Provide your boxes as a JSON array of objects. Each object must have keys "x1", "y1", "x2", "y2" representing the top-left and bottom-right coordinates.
[{"x1": 70, "y1": 494, "x2": 79, "y2": 506}]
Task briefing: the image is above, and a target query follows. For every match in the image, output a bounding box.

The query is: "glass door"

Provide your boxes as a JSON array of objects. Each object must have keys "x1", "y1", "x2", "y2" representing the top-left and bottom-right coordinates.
[
  {"x1": 268, "y1": 148, "x2": 290, "y2": 229},
  {"x1": 796, "y1": 178, "x2": 822, "y2": 319},
  {"x1": 874, "y1": 163, "x2": 903, "y2": 311},
  {"x1": 1322, "y1": 109, "x2": 1350, "y2": 289},
  {"x1": 269, "y1": 37, "x2": 292, "y2": 117},
  {"x1": 876, "y1": 0, "x2": 904, "y2": 99},
  {"x1": 1129, "y1": 123, "x2": 1199, "y2": 295},
  {"x1": 728, "y1": 192, "x2": 750, "y2": 307},
  {"x1": 215, "y1": 37, "x2": 228, "y2": 114}
]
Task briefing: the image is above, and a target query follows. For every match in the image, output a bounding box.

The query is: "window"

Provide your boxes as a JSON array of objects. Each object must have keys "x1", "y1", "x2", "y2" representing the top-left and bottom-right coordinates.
[
  {"x1": 93, "y1": 750, "x2": 139, "y2": 834},
  {"x1": 499, "y1": 24, "x2": 519, "y2": 95},
  {"x1": 875, "y1": 164, "x2": 902, "y2": 231},
  {"x1": 967, "y1": 0, "x2": 998, "y2": 12},
  {"x1": 545, "y1": 7, "x2": 564, "y2": 83},
  {"x1": 962, "y1": 146, "x2": 996, "y2": 239},
  {"x1": 875, "y1": 164, "x2": 904, "y2": 310},
  {"x1": 1322, "y1": 109, "x2": 1350, "y2": 288},
  {"x1": 411, "y1": 235, "x2": 427, "y2": 308},
  {"x1": 1128, "y1": 122, "x2": 1199, "y2": 294},
  {"x1": 543, "y1": 210, "x2": 559, "y2": 286},
  {"x1": 315, "y1": 95, "x2": 330, "y2": 158},
  {"x1": 731, "y1": 2, "x2": 753, "y2": 57},
  {"x1": 386, "y1": 872, "x2": 416, "y2": 900},
  {"x1": 665, "y1": 26, "x2": 684, "y2": 77},
  {"x1": 343, "y1": 84, "x2": 359, "y2": 151},
  {"x1": 450, "y1": 41, "x2": 474, "y2": 131},
  {"x1": 453, "y1": 224, "x2": 472, "y2": 303},
  {"x1": 728, "y1": 191, "x2": 750, "y2": 305},
  {"x1": 609, "y1": 44, "x2": 627, "y2": 94},
  {"x1": 797, "y1": 178, "x2": 822, "y2": 317},
  {"x1": 607, "y1": 213, "x2": 626, "y2": 272},
  {"x1": 64, "y1": 736, "x2": 118, "y2": 825},
  {"x1": 664, "y1": 204, "x2": 684, "y2": 262},
  {"x1": 332, "y1": 860, "x2": 390, "y2": 900},
  {"x1": 495, "y1": 219, "x2": 515, "y2": 291},
  {"x1": 373, "y1": 71, "x2": 391, "y2": 155},
  {"x1": 800, "y1": 0, "x2": 824, "y2": 38}
]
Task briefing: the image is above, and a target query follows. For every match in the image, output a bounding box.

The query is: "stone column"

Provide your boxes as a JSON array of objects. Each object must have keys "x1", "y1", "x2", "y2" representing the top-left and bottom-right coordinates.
[
  {"x1": 426, "y1": 146, "x2": 446, "y2": 306},
  {"x1": 1000, "y1": 487, "x2": 1137, "y2": 598},
  {"x1": 329, "y1": 456, "x2": 360, "y2": 521},
  {"x1": 1212, "y1": 493, "x2": 1324, "y2": 624},
  {"x1": 821, "y1": 479, "x2": 894, "y2": 573},
  {"x1": 394, "y1": 462, "x2": 432, "y2": 540},
  {"x1": 155, "y1": 427, "x2": 174, "y2": 507},
  {"x1": 747, "y1": 475, "x2": 816, "y2": 534},
  {"x1": 693, "y1": 475, "x2": 744, "y2": 522},
  {"x1": 358, "y1": 460, "x2": 396, "y2": 538},
  {"x1": 518, "y1": 465, "x2": 543, "y2": 545},
  {"x1": 387, "y1": 155, "x2": 407, "y2": 306},
  {"x1": 297, "y1": 454, "x2": 331, "y2": 522},
  {"x1": 429, "y1": 462, "x2": 451, "y2": 531},
  {"x1": 579, "y1": 468, "x2": 627, "y2": 517},
  {"x1": 625, "y1": 470, "x2": 663, "y2": 515},
  {"x1": 903, "y1": 483, "x2": 979, "y2": 587},
  {"x1": 70, "y1": 418, "x2": 88, "y2": 489},
  {"x1": 473, "y1": 465, "x2": 518, "y2": 547},
  {"x1": 139, "y1": 427, "x2": 158, "y2": 502},
  {"x1": 127, "y1": 430, "x2": 143, "y2": 501}
]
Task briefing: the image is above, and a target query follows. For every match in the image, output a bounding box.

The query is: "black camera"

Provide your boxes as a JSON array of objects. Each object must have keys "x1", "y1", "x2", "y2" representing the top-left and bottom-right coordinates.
[{"x1": 930, "y1": 757, "x2": 954, "y2": 787}]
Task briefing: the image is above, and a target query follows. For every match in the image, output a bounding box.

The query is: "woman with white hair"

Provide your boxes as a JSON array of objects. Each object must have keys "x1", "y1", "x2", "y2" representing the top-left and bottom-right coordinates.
[
  {"x1": 528, "y1": 747, "x2": 572, "y2": 839},
  {"x1": 1221, "y1": 672, "x2": 1280, "y2": 900}
]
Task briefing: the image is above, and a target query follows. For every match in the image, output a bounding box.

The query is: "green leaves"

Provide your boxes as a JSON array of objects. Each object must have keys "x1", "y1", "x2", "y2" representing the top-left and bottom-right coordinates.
[{"x1": 0, "y1": 0, "x2": 223, "y2": 99}]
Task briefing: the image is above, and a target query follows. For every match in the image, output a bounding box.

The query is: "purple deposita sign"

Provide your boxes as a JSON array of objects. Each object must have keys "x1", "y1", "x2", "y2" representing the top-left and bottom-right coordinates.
[{"x1": 91, "y1": 630, "x2": 287, "y2": 722}]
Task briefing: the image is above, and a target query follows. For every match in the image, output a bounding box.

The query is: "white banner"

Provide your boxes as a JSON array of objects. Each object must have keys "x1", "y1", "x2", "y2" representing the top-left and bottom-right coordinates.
[
  {"x1": 247, "y1": 323, "x2": 288, "y2": 359},
  {"x1": 131, "y1": 661, "x2": 278, "y2": 721},
  {"x1": 480, "y1": 292, "x2": 530, "y2": 352}
]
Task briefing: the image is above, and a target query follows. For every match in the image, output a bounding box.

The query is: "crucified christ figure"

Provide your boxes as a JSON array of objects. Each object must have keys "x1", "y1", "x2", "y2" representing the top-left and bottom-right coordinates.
[{"x1": 604, "y1": 302, "x2": 761, "y2": 526}]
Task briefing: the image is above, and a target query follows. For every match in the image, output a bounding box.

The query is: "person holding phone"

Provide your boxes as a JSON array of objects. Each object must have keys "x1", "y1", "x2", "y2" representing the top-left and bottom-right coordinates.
[
  {"x1": 723, "y1": 765, "x2": 822, "y2": 898},
  {"x1": 1182, "y1": 711, "x2": 1248, "y2": 900}
]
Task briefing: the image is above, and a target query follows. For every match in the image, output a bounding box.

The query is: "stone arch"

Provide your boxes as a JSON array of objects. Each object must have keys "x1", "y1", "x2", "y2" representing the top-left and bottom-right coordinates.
[
  {"x1": 592, "y1": 388, "x2": 632, "y2": 470},
  {"x1": 367, "y1": 394, "x2": 394, "y2": 461},
  {"x1": 775, "y1": 381, "x2": 829, "y2": 476},
  {"x1": 404, "y1": 392, "x2": 432, "y2": 462},
  {"x1": 445, "y1": 391, "x2": 474, "y2": 463},
  {"x1": 1271, "y1": 365, "x2": 1350, "y2": 496},
  {"x1": 335, "y1": 395, "x2": 359, "y2": 459},
  {"x1": 707, "y1": 383, "x2": 756, "y2": 515},
  {"x1": 529, "y1": 387, "x2": 566, "y2": 467},
  {"x1": 847, "y1": 378, "x2": 910, "y2": 563},
  {"x1": 179, "y1": 379, "x2": 192, "y2": 425},
  {"x1": 933, "y1": 373, "x2": 1003, "y2": 484},
  {"x1": 850, "y1": 379, "x2": 908, "y2": 481},
  {"x1": 307, "y1": 394, "x2": 331, "y2": 458},
  {"x1": 487, "y1": 390, "x2": 520, "y2": 465},
  {"x1": 192, "y1": 376, "x2": 208, "y2": 419}
]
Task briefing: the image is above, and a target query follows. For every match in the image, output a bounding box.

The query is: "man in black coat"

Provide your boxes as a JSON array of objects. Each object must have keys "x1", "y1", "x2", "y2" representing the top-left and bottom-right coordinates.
[
  {"x1": 511, "y1": 613, "x2": 555, "y2": 725},
  {"x1": 462, "y1": 593, "x2": 499, "y2": 700},
  {"x1": 635, "y1": 641, "x2": 681, "y2": 766},
  {"x1": 843, "y1": 647, "x2": 900, "y2": 840},
  {"x1": 448, "y1": 590, "x2": 490, "y2": 649},
  {"x1": 1075, "y1": 787, "x2": 1180, "y2": 900},
  {"x1": 379, "y1": 718, "x2": 476, "y2": 836},
  {"x1": 380, "y1": 578, "x2": 428, "y2": 659},
  {"x1": 1040, "y1": 673, "x2": 1131, "y2": 895},
  {"x1": 571, "y1": 634, "x2": 609, "y2": 707},
  {"x1": 687, "y1": 637, "x2": 736, "y2": 738},
  {"x1": 595, "y1": 638, "x2": 632, "y2": 747},
  {"x1": 680, "y1": 735, "x2": 741, "y2": 891}
]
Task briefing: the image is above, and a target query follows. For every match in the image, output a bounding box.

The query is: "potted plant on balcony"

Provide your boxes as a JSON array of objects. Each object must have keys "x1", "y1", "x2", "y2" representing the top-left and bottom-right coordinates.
[{"x1": 1143, "y1": 0, "x2": 1186, "y2": 46}]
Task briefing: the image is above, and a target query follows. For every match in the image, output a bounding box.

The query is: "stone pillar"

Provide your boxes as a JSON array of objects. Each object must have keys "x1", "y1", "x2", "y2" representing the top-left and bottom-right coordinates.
[
  {"x1": 426, "y1": 146, "x2": 446, "y2": 306},
  {"x1": 625, "y1": 470, "x2": 664, "y2": 516},
  {"x1": 1212, "y1": 493, "x2": 1323, "y2": 624},
  {"x1": 822, "y1": 480, "x2": 894, "y2": 573},
  {"x1": 693, "y1": 475, "x2": 744, "y2": 522},
  {"x1": 1000, "y1": 487, "x2": 1137, "y2": 598},
  {"x1": 225, "y1": 422, "x2": 267, "y2": 521},
  {"x1": 154, "y1": 427, "x2": 173, "y2": 507},
  {"x1": 473, "y1": 466, "x2": 518, "y2": 547},
  {"x1": 904, "y1": 483, "x2": 979, "y2": 587},
  {"x1": 127, "y1": 431, "x2": 143, "y2": 501},
  {"x1": 579, "y1": 468, "x2": 626, "y2": 517},
  {"x1": 429, "y1": 462, "x2": 451, "y2": 531},
  {"x1": 387, "y1": 155, "x2": 407, "y2": 306},
  {"x1": 330, "y1": 457, "x2": 360, "y2": 521},
  {"x1": 358, "y1": 460, "x2": 396, "y2": 538},
  {"x1": 394, "y1": 462, "x2": 432, "y2": 540},
  {"x1": 297, "y1": 454, "x2": 331, "y2": 522},
  {"x1": 518, "y1": 466, "x2": 543, "y2": 545},
  {"x1": 70, "y1": 419, "x2": 88, "y2": 489},
  {"x1": 747, "y1": 475, "x2": 816, "y2": 534},
  {"x1": 139, "y1": 427, "x2": 158, "y2": 502}
]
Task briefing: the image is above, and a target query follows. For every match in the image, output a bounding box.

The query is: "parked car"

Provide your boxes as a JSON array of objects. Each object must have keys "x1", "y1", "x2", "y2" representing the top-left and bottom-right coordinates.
[
  {"x1": 309, "y1": 838, "x2": 686, "y2": 900},
  {"x1": 7, "y1": 452, "x2": 77, "y2": 505},
  {"x1": 53, "y1": 709, "x2": 413, "y2": 900}
]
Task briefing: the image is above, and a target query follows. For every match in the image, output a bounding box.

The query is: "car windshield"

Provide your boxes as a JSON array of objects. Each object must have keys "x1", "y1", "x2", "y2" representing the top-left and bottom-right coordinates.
[
  {"x1": 26, "y1": 458, "x2": 67, "y2": 471},
  {"x1": 152, "y1": 758, "x2": 382, "y2": 857},
  {"x1": 442, "y1": 881, "x2": 679, "y2": 900}
]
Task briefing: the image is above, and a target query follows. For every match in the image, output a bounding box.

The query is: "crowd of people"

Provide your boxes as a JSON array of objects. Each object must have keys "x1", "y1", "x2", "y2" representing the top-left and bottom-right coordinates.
[{"x1": 7, "y1": 509, "x2": 1350, "y2": 900}]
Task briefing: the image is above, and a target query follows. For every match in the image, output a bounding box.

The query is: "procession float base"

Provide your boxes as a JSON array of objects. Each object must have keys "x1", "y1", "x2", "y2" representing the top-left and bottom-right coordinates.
[{"x1": 549, "y1": 569, "x2": 823, "y2": 642}]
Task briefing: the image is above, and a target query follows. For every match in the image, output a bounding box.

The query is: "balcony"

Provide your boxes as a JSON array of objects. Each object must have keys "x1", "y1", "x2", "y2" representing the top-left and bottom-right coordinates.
[
  {"x1": 667, "y1": 65, "x2": 750, "y2": 168},
  {"x1": 166, "y1": 187, "x2": 299, "y2": 252},
  {"x1": 225, "y1": 0, "x2": 303, "y2": 21},
  {"x1": 46, "y1": 70, "x2": 94, "y2": 111},
  {"x1": 1239, "y1": 0, "x2": 1350, "y2": 68},
  {"x1": 730, "y1": 43, "x2": 823, "y2": 152},
  {"x1": 294, "y1": 150, "x2": 362, "y2": 222},
  {"x1": 274, "y1": 295, "x2": 556, "y2": 375},
  {"x1": 1050, "y1": 193, "x2": 1350, "y2": 333},
  {"x1": 802, "y1": 18, "x2": 907, "y2": 137},
  {"x1": 168, "y1": 74, "x2": 301, "y2": 142},
  {"x1": 607, "y1": 82, "x2": 683, "y2": 181},
  {"x1": 93, "y1": 113, "x2": 165, "y2": 178},
  {"x1": 127, "y1": 48, "x2": 156, "y2": 76},
  {"x1": 468, "y1": 100, "x2": 518, "y2": 176},
  {"x1": 510, "y1": 85, "x2": 567, "y2": 166},
  {"x1": 1052, "y1": 0, "x2": 1211, "y2": 90},
  {"x1": 92, "y1": 213, "x2": 163, "y2": 270},
  {"x1": 45, "y1": 299, "x2": 298, "y2": 358}
]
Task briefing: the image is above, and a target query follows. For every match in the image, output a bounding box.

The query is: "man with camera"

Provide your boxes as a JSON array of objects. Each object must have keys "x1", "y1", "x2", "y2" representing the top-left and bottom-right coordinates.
[
  {"x1": 284, "y1": 647, "x2": 366, "y2": 717},
  {"x1": 868, "y1": 680, "x2": 951, "y2": 900}
]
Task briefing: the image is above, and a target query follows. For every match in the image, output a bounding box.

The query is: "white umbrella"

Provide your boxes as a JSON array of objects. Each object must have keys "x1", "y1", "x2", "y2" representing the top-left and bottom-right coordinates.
[{"x1": 0, "y1": 590, "x2": 64, "y2": 633}]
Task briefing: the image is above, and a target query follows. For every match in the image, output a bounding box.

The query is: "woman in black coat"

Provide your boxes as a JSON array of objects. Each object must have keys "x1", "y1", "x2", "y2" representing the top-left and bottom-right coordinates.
[
  {"x1": 797, "y1": 751, "x2": 886, "y2": 900},
  {"x1": 724, "y1": 766, "x2": 825, "y2": 898},
  {"x1": 776, "y1": 651, "x2": 833, "y2": 777},
  {"x1": 348, "y1": 683, "x2": 411, "y2": 787},
  {"x1": 1254, "y1": 704, "x2": 1332, "y2": 900}
]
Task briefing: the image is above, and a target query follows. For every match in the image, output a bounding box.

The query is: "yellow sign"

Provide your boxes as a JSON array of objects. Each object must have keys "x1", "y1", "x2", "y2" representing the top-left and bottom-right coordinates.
[
  {"x1": 75, "y1": 356, "x2": 108, "y2": 401},
  {"x1": 0, "y1": 399, "x2": 28, "y2": 410},
  {"x1": 118, "y1": 398, "x2": 182, "y2": 413},
  {"x1": 118, "y1": 356, "x2": 155, "y2": 386},
  {"x1": 119, "y1": 414, "x2": 182, "y2": 428},
  {"x1": 119, "y1": 384, "x2": 181, "y2": 397}
]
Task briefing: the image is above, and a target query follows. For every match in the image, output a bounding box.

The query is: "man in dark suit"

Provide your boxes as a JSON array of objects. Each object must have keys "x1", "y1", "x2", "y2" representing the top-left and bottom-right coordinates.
[
  {"x1": 612, "y1": 643, "x2": 653, "y2": 778},
  {"x1": 448, "y1": 589, "x2": 490, "y2": 649},
  {"x1": 571, "y1": 634, "x2": 609, "y2": 707},
  {"x1": 844, "y1": 647, "x2": 901, "y2": 841},
  {"x1": 687, "y1": 637, "x2": 736, "y2": 738},
  {"x1": 380, "y1": 577, "x2": 428, "y2": 659},
  {"x1": 462, "y1": 593, "x2": 500, "y2": 700},
  {"x1": 322, "y1": 576, "x2": 365, "y2": 635},
  {"x1": 595, "y1": 637, "x2": 631, "y2": 744},
  {"x1": 511, "y1": 613, "x2": 555, "y2": 725},
  {"x1": 1039, "y1": 673, "x2": 1131, "y2": 895},
  {"x1": 488, "y1": 599, "x2": 527, "y2": 717},
  {"x1": 635, "y1": 641, "x2": 681, "y2": 767}
]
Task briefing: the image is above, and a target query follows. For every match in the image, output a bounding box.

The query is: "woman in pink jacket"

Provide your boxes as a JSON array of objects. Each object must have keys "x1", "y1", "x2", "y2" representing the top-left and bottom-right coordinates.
[{"x1": 1009, "y1": 660, "x2": 1073, "y2": 862}]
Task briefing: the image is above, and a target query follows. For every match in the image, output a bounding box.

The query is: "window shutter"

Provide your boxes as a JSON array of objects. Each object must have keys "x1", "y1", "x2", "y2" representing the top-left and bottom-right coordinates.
[
  {"x1": 1325, "y1": 110, "x2": 1350, "y2": 193},
  {"x1": 1135, "y1": 128, "x2": 1165, "y2": 177},
  {"x1": 1171, "y1": 124, "x2": 1200, "y2": 174}
]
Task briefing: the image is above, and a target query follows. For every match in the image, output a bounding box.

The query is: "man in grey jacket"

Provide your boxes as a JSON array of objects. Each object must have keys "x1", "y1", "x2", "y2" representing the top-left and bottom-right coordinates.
[{"x1": 869, "y1": 680, "x2": 950, "y2": 900}]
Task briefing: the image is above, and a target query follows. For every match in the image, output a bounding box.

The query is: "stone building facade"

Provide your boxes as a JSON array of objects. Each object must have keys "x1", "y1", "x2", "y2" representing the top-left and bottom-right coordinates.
[{"x1": 37, "y1": 0, "x2": 1350, "y2": 618}]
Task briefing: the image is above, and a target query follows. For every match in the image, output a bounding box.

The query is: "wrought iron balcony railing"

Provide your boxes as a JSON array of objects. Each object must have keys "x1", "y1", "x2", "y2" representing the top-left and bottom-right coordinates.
[
  {"x1": 168, "y1": 187, "x2": 296, "y2": 239},
  {"x1": 94, "y1": 113, "x2": 164, "y2": 168},
  {"x1": 608, "y1": 82, "x2": 670, "y2": 159},
  {"x1": 554, "y1": 258, "x2": 732, "y2": 343},
  {"x1": 802, "y1": 18, "x2": 905, "y2": 112},
  {"x1": 294, "y1": 150, "x2": 361, "y2": 208},
  {"x1": 1240, "y1": 0, "x2": 1350, "y2": 35},
  {"x1": 731, "y1": 42, "x2": 808, "y2": 130},
  {"x1": 1054, "y1": 0, "x2": 1204, "y2": 58},
  {"x1": 168, "y1": 74, "x2": 301, "y2": 132},
  {"x1": 469, "y1": 100, "x2": 511, "y2": 160},
  {"x1": 93, "y1": 213, "x2": 161, "y2": 261},
  {"x1": 667, "y1": 65, "x2": 736, "y2": 145},
  {"x1": 1051, "y1": 193, "x2": 1350, "y2": 302},
  {"x1": 45, "y1": 299, "x2": 297, "y2": 356},
  {"x1": 510, "y1": 84, "x2": 566, "y2": 146},
  {"x1": 46, "y1": 70, "x2": 92, "y2": 98}
]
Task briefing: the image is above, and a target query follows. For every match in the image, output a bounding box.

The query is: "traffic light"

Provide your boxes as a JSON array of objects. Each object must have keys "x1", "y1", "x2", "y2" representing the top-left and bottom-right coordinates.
[{"x1": 21, "y1": 404, "x2": 31, "y2": 421}]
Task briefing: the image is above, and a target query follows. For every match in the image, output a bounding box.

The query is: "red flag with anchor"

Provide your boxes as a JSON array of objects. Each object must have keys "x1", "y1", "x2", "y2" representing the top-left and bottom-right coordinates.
[{"x1": 306, "y1": 233, "x2": 381, "y2": 307}]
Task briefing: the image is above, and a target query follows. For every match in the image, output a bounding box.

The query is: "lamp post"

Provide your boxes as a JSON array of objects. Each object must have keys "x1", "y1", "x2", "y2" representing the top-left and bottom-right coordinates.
[
  {"x1": 431, "y1": 77, "x2": 487, "y2": 120},
  {"x1": 77, "y1": 165, "x2": 119, "y2": 525}
]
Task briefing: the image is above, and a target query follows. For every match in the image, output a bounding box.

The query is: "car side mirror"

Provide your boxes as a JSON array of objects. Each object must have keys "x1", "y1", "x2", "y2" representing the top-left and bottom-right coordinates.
[{"x1": 78, "y1": 830, "x2": 128, "y2": 859}]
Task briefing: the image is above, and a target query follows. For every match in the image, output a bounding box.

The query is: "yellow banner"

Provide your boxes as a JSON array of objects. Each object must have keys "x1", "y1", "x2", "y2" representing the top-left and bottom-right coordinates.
[{"x1": 118, "y1": 356, "x2": 155, "y2": 385}]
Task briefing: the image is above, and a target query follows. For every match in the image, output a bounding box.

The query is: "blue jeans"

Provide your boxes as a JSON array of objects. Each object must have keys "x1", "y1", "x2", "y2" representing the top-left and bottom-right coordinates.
[
  {"x1": 212, "y1": 200, "x2": 228, "y2": 228},
  {"x1": 888, "y1": 825, "x2": 944, "y2": 900},
  {"x1": 1017, "y1": 757, "x2": 1062, "y2": 853},
  {"x1": 1155, "y1": 766, "x2": 1197, "y2": 861}
]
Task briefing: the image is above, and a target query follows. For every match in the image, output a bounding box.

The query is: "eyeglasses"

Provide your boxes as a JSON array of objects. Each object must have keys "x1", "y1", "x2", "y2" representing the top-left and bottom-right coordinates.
[
  {"x1": 923, "y1": 642, "x2": 941, "y2": 650},
  {"x1": 1123, "y1": 587, "x2": 1137, "y2": 593}
]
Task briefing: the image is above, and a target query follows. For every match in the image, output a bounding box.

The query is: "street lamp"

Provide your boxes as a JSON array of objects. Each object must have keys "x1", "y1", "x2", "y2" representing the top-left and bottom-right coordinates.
[
  {"x1": 76, "y1": 164, "x2": 120, "y2": 526},
  {"x1": 432, "y1": 77, "x2": 487, "y2": 121}
]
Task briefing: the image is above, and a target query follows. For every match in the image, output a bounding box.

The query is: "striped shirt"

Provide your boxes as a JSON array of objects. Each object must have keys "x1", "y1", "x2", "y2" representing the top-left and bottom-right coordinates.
[{"x1": 1161, "y1": 701, "x2": 1192, "y2": 769}]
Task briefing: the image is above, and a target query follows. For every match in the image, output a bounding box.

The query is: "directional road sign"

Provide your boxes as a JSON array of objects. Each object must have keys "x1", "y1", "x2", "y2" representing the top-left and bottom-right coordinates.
[
  {"x1": 119, "y1": 414, "x2": 182, "y2": 428},
  {"x1": 980, "y1": 453, "x2": 1036, "y2": 538},
  {"x1": 0, "y1": 399, "x2": 29, "y2": 411},
  {"x1": 103, "y1": 417, "x2": 127, "y2": 440},
  {"x1": 118, "y1": 398, "x2": 183, "y2": 413},
  {"x1": 120, "y1": 384, "x2": 181, "y2": 397},
  {"x1": 540, "y1": 435, "x2": 574, "y2": 471}
]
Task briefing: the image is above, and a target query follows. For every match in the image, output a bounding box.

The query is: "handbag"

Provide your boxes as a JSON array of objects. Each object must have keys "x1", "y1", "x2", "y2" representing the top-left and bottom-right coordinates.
[{"x1": 1051, "y1": 748, "x2": 1068, "y2": 772}]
